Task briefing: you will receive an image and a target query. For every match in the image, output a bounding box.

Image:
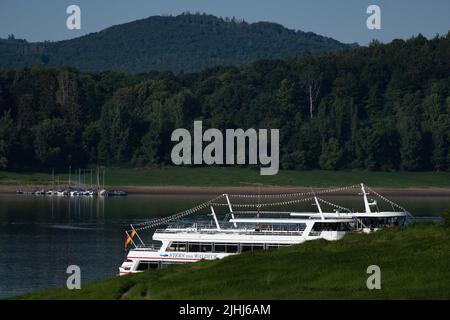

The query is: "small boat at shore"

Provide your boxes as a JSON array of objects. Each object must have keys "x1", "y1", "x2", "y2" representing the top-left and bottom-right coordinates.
[
  {"x1": 16, "y1": 187, "x2": 125, "y2": 197},
  {"x1": 119, "y1": 183, "x2": 409, "y2": 274},
  {"x1": 56, "y1": 189, "x2": 68, "y2": 196},
  {"x1": 14, "y1": 167, "x2": 128, "y2": 198}
]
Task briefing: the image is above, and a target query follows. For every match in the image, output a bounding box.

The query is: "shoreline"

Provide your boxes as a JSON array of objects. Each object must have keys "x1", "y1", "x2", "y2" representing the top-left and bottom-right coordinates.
[{"x1": 2, "y1": 184, "x2": 450, "y2": 196}]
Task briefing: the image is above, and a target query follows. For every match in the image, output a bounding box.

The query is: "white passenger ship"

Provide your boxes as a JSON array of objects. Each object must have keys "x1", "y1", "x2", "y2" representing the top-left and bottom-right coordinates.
[{"x1": 119, "y1": 183, "x2": 408, "y2": 274}]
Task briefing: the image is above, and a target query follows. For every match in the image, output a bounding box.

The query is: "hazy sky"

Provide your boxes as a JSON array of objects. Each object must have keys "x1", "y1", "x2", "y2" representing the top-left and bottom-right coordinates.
[{"x1": 0, "y1": 0, "x2": 449, "y2": 45}]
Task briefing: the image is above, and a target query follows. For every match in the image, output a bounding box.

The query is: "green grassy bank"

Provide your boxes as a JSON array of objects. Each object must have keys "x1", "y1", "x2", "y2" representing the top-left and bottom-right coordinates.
[
  {"x1": 14, "y1": 223, "x2": 450, "y2": 300},
  {"x1": 2, "y1": 167, "x2": 450, "y2": 188}
]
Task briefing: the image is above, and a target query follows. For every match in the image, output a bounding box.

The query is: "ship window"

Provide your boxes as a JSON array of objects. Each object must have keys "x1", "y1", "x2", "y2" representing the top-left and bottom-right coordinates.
[
  {"x1": 226, "y1": 244, "x2": 239, "y2": 253},
  {"x1": 168, "y1": 242, "x2": 187, "y2": 252},
  {"x1": 241, "y1": 244, "x2": 252, "y2": 252},
  {"x1": 137, "y1": 261, "x2": 159, "y2": 270},
  {"x1": 214, "y1": 243, "x2": 226, "y2": 253},
  {"x1": 187, "y1": 242, "x2": 212, "y2": 252},
  {"x1": 188, "y1": 243, "x2": 200, "y2": 252},
  {"x1": 313, "y1": 222, "x2": 349, "y2": 231},
  {"x1": 200, "y1": 243, "x2": 212, "y2": 252},
  {"x1": 136, "y1": 262, "x2": 148, "y2": 271}
]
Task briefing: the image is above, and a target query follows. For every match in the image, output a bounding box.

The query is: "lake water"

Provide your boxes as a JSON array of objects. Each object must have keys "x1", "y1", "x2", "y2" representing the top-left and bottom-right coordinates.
[{"x1": 0, "y1": 194, "x2": 448, "y2": 298}]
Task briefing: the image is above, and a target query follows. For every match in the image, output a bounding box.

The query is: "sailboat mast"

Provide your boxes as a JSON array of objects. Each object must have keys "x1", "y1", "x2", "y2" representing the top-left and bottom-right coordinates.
[{"x1": 96, "y1": 168, "x2": 100, "y2": 190}]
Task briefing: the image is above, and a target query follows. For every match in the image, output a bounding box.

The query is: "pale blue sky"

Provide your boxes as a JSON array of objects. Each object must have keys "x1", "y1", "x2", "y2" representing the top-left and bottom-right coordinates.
[{"x1": 0, "y1": 0, "x2": 449, "y2": 45}]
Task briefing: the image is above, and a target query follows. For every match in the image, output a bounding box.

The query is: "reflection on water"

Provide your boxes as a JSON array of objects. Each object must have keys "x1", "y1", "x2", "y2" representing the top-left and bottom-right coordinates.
[
  {"x1": 0, "y1": 194, "x2": 448, "y2": 298},
  {"x1": 0, "y1": 195, "x2": 214, "y2": 298}
]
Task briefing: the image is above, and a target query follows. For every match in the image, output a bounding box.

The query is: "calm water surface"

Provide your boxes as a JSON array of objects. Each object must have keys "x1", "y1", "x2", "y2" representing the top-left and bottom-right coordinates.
[{"x1": 0, "y1": 194, "x2": 448, "y2": 298}]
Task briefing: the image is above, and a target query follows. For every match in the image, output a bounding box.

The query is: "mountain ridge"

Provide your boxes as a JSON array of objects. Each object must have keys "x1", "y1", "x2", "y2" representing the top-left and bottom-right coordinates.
[{"x1": 0, "y1": 13, "x2": 358, "y2": 73}]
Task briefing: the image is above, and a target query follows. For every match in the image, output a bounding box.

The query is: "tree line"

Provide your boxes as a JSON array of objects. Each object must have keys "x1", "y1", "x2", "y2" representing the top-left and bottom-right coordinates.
[{"x1": 0, "y1": 32, "x2": 449, "y2": 171}]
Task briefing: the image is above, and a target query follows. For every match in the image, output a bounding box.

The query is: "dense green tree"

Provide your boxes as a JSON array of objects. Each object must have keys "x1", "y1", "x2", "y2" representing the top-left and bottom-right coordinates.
[
  {"x1": 0, "y1": 32, "x2": 448, "y2": 171},
  {"x1": 319, "y1": 138, "x2": 343, "y2": 170},
  {"x1": 33, "y1": 118, "x2": 66, "y2": 166},
  {"x1": 98, "y1": 101, "x2": 132, "y2": 164},
  {"x1": 398, "y1": 116, "x2": 424, "y2": 171},
  {"x1": 0, "y1": 111, "x2": 14, "y2": 168}
]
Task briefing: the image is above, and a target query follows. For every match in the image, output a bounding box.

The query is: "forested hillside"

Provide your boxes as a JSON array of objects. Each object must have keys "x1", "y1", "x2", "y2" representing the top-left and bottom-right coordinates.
[
  {"x1": 0, "y1": 33, "x2": 449, "y2": 171},
  {"x1": 0, "y1": 13, "x2": 355, "y2": 73}
]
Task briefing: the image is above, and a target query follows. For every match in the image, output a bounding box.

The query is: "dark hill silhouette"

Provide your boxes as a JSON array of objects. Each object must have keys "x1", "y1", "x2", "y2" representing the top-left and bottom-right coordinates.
[{"x1": 0, "y1": 13, "x2": 357, "y2": 73}]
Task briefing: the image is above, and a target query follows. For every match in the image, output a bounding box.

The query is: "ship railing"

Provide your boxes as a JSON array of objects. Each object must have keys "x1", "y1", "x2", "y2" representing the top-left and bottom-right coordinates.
[
  {"x1": 133, "y1": 243, "x2": 162, "y2": 251},
  {"x1": 163, "y1": 222, "x2": 306, "y2": 231},
  {"x1": 155, "y1": 228, "x2": 305, "y2": 236}
]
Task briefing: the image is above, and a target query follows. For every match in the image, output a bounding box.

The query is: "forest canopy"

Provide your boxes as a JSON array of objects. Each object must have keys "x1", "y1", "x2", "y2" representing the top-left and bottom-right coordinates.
[{"x1": 0, "y1": 32, "x2": 449, "y2": 172}]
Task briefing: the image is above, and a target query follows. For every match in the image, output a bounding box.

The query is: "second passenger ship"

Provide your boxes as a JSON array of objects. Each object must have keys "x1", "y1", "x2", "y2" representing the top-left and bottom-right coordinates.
[{"x1": 119, "y1": 183, "x2": 408, "y2": 274}]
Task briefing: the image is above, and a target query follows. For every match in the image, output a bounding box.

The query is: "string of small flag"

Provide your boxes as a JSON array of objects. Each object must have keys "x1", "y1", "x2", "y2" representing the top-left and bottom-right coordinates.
[
  {"x1": 365, "y1": 185, "x2": 409, "y2": 214},
  {"x1": 317, "y1": 197, "x2": 352, "y2": 213},
  {"x1": 227, "y1": 184, "x2": 361, "y2": 198},
  {"x1": 211, "y1": 196, "x2": 316, "y2": 208},
  {"x1": 132, "y1": 194, "x2": 227, "y2": 231},
  {"x1": 125, "y1": 183, "x2": 409, "y2": 249},
  {"x1": 130, "y1": 184, "x2": 364, "y2": 231}
]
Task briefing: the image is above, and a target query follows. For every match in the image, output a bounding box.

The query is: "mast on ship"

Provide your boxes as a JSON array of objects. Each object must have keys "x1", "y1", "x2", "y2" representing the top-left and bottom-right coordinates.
[
  {"x1": 313, "y1": 196, "x2": 325, "y2": 220},
  {"x1": 360, "y1": 183, "x2": 377, "y2": 213},
  {"x1": 225, "y1": 194, "x2": 237, "y2": 228},
  {"x1": 210, "y1": 206, "x2": 221, "y2": 231}
]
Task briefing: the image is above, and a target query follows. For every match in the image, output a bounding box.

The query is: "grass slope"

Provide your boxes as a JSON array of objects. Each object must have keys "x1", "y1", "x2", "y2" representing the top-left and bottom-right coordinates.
[
  {"x1": 2, "y1": 167, "x2": 450, "y2": 188},
  {"x1": 15, "y1": 223, "x2": 450, "y2": 300}
]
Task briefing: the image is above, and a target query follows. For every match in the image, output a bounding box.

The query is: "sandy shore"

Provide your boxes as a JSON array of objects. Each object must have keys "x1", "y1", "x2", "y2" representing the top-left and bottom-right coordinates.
[{"x1": 2, "y1": 184, "x2": 450, "y2": 196}]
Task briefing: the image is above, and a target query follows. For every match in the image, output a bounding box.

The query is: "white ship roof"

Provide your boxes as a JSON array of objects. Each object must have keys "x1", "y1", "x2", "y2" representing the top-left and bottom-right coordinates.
[{"x1": 229, "y1": 217, "x2": 353, "y2": 224}]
